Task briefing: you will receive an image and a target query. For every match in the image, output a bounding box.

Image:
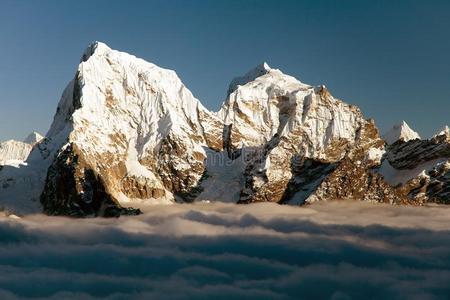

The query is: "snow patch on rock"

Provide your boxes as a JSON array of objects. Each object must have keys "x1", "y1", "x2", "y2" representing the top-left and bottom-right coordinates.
[{"x1": 379, "y1": 157, "x2": 447, "y2": 186}]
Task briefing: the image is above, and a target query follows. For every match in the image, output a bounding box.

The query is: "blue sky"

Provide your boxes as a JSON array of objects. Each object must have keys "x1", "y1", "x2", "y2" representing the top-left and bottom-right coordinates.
[{"x1": 0, "y1": 0, "x2": 449, "y2": 141}]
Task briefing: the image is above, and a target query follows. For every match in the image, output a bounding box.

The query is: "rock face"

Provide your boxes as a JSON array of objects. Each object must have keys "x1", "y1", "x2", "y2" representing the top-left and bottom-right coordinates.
[
  {"x1": 1, "y1": 42, "x2": 450, "y2": 216},
  {"x1": 40, "y1": 144, "x2": 142, "y2": 217}
]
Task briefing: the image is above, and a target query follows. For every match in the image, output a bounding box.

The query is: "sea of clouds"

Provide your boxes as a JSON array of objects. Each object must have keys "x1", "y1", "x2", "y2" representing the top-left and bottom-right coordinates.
[{"x1": 0, "y1": 201, "x2": 449, "y2": 300}]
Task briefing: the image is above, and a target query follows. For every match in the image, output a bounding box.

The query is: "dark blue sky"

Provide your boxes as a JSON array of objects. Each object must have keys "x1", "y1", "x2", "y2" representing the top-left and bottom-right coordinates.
[{"x1": 0, "y1": 0, "x2": 449, "y2": 141}]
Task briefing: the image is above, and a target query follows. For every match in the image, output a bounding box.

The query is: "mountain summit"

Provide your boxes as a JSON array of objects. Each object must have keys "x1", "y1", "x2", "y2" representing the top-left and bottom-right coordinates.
[
  {"x1": 432, "y1": 125, "x2": 450, "y2": 138},
  {"x1": 23, "y1": 132, "x2": 44, "y2": 145},
  {"x1": 227, "y1": 62, "x2": 272, "y2": 95},
  {"x1": 1, "y1": 42, "x2": 449, "y2": 216},
  {"x1": 0, "y1": 132, "x2": 43, "y2": 168},
  {"x1": 383, "y1": 121, "x2": 421, "y2": 144}
]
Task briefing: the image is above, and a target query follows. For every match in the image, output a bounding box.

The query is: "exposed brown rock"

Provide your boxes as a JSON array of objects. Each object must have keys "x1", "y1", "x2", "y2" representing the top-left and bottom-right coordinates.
[
  {"x1": 40, "y1": 144, "x2": 141, "y2": 217},
  {"x1": 383, "y1": 136, "x2": 450, "y2": 204}
]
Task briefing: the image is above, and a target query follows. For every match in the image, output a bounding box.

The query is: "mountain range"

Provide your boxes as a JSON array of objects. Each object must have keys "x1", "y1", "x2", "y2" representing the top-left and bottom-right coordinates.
[{"x1": 1, "y1": 42, "x2": 449, "y2": 217}]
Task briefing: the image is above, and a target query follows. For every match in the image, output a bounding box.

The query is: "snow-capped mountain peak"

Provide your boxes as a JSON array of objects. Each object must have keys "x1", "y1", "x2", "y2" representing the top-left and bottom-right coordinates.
[
  {"x1": 227, "y1": 62, "x2": 273, "y2": 95},
  {"x1": 36, "y1": 41, "x2": 226, "y2": 216},
  {"x1": 432, "y1": 125, "x2": 450, "y2": 138},
  {"x1": 383, "y1": 120, "x2": 421, "y2": 144},
  {"x1": 81, "y1": 41, "x2": 110, "y2": 62},
  {"x1": 0, "y1": 140, "x2": 32, "y2": 167},
  {"x1": 23, "y1": 132, "x2": 44, "y2": 145},
  {"x1": 2, "y1": 42, "x2": 449, "y2": 217}
]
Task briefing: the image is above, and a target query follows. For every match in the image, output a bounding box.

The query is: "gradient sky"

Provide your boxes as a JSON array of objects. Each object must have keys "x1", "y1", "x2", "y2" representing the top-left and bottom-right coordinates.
[{"x1": 0, "y1": 0, "x2": 449, "y2": 141}]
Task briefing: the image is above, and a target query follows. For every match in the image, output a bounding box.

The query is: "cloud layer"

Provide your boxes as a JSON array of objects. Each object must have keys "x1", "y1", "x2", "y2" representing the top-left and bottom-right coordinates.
[{"x1": 0, "y1": 201, "x2": 449, "y2": 299}]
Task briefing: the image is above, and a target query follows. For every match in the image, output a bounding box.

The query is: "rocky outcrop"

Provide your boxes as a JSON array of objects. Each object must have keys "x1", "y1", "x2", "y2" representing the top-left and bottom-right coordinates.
[
  {"x1": 378, "y1": 133, "x2": 450, "y2": 204},
  {"x1": 298, "y1": 120, "x2": 401, "y2": 204},
  {"x1": 385, "y1": 135, "x2": 450, "y2": 169},
  {"x1": 41, "y1": 144, "x2": 141, "y2": 217}
]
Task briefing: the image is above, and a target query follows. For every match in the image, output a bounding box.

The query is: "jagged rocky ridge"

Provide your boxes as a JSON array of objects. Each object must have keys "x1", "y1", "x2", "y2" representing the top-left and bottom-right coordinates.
[
  {"x1": 379, "y1": 129, "x2": 450, "y2": 204},
  {"x1": 0, "y1": 42, "x2": 449, "y2": 217}
]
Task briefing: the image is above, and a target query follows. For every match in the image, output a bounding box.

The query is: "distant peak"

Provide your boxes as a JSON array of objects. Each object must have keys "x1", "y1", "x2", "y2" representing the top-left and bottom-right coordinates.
[
  {"x1": 432, "y1": 125, "x2": 450, "y2": 138},
  {"x1": 227, "y1": 62, "x2": 273, "y2": 95},
  {"x1": 383, "y1": 120, "x2": 421, "y2": 144},
  {"x1": 23, "y1": 132, "x2": 44, "y2": 145},
  {"x1": 81, "y1": 41, "x2": 112, "y2": 62}
]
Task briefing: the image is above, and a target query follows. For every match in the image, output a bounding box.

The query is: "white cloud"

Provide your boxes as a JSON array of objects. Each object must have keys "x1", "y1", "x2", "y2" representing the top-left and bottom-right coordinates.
[{"x1": 0, "y1": 201, "x2": 449, "y2": 299}]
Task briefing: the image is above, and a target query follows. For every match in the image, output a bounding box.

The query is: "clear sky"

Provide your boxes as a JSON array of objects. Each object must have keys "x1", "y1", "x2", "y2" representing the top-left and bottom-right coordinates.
[{"x1": 0, "y1": 0, "x2": 449, "y2": 141}]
